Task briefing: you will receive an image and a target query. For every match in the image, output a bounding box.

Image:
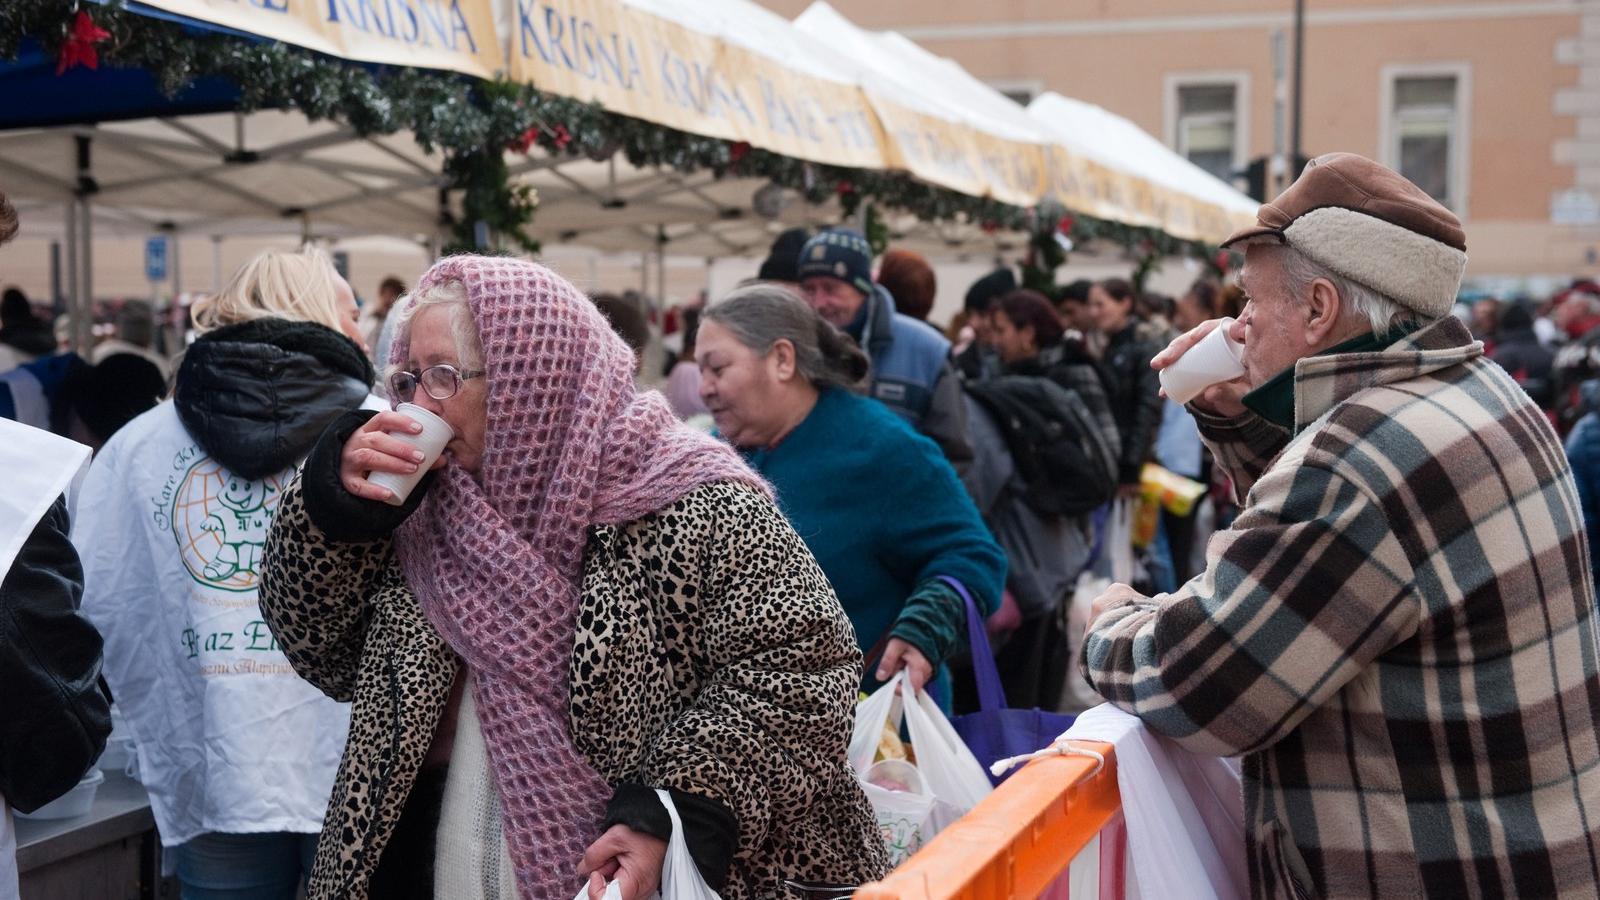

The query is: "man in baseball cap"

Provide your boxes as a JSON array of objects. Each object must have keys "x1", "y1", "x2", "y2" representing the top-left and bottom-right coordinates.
[
  {"x1": 796, "y1": 227, "x2": 971, "y2": 467},
  {"x1": 1084, "y1": 153, "x2": 1600, "y2": 897}
]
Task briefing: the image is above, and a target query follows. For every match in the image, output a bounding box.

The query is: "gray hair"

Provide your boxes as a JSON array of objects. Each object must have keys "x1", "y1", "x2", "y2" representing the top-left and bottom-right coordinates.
[
  {"x1": 1277, "y1": 245, "x2": 1424, "y2": 337},
  {"x1": 388, "y1": 279, "x2": 482, "y2": 379},
  {"x1": 702, "y1": 284, "x2": 869, "y2": 392}
]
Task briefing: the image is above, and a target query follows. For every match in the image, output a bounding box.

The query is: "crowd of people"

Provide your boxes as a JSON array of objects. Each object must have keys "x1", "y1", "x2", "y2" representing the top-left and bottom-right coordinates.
[{"x1": 6, "y1": 152, "x2": 1600, "y2": 900}]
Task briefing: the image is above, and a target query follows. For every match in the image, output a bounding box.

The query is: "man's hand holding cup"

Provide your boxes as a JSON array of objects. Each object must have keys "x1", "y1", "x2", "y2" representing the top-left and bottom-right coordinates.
[{"x1": 1151, "y1": 317, "x2": 1249, "y2": 418}]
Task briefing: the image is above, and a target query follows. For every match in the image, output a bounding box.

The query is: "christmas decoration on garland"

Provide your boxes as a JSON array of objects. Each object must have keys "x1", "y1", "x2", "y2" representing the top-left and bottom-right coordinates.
[
  {"x1": 55, "y1": 9, "x2": 109, "y2": 75},
  {"x1": 2, "y1": 0, "x2": 1223, "y2": 266}
]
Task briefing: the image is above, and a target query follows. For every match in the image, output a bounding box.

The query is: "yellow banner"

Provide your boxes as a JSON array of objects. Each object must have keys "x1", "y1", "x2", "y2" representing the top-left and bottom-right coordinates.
[
  {"x1": 870, "y1": 100, "x2": 1049, "y2": 208},
  {"x1": 510, "y1": 0, "x2": 886, "y2": 169},
  {"x1": 1044, "y1": 148, "x2": 1252, "y2": 243},
  {"x1": 134, "y1": 0, "x2": 503, "y2": 78}
]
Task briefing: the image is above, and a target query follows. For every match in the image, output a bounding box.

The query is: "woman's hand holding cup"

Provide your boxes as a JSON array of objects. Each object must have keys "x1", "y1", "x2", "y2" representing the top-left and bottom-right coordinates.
[
  {"x1": 340, "y1": 410, "x2": 448, "y2": 503},
  {"x1": 1151, "y1": 318, "x2": 1250, "y2": 418}
]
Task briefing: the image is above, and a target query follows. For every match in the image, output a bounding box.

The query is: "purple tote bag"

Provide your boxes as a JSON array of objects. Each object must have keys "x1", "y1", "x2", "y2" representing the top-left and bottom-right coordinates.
[{"x1": 941, "y1": 576, "x2": 1078, "y2": 785}]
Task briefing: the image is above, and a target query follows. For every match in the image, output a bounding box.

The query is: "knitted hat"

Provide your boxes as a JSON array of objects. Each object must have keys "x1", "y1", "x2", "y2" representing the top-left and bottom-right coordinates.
[
  {"x1": 755, "y1": 227, "x2": 810, "y2": 283},
  {"x1": 797, "y1": 228, "x2": 874, "y2": 296},
  {"x1": 964, "y1": 267, "x2": 1017, "y2": 313},
  {"x1": 1221, "y1": 152, "x2": 1467, "y2": 318}
]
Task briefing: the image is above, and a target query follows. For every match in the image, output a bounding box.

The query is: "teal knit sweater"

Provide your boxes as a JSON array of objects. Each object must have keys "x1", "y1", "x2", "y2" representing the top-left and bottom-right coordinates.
[{"x1": 741, "y1": 389, "x2": 1006, "y2": 692}]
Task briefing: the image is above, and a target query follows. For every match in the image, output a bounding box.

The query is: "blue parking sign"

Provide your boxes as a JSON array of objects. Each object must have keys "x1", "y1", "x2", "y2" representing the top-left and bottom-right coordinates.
[{"x1": 145, "y1": 236, "x2": 168, "y2": 282}]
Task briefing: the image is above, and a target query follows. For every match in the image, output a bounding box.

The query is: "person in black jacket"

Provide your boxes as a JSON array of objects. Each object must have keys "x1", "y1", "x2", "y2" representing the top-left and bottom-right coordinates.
[
  {"x1": 969, "y1": 289, "x2": 1117, "y2": 710},
  {"x1": 1090, "y1": 277, "x2": 1164, "y2": 495},
  {"x1": 1, "y1": 494, "x2": 112, "y2": 814},
  {"x1": 1489, "y1": 302, "x2": 1556, "y2": 409}
]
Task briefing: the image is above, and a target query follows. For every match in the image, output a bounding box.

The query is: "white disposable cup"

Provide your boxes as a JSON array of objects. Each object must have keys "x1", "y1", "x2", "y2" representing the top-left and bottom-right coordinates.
[
  {"x1": 1159, "y1": 317, "x2": 1246, "y2": 405},
  {"x1": 366, "y1": 402, "x2": 454, "y2": 506}
]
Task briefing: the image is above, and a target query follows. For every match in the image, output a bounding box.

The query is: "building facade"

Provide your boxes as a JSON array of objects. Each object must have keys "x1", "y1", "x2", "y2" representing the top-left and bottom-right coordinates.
[{"x1": 762, "y1": 0, "x2": 1596, "y2": 284}]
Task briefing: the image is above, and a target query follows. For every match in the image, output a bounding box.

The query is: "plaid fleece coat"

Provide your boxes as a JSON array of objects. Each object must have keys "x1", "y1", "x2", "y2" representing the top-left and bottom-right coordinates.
[{"x1": 1084, "y1": 315, "x2": 1600, "y2": 899}]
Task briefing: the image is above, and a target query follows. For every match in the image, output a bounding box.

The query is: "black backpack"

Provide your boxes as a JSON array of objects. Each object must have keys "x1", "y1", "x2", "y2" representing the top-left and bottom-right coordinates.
[{"x1": 965, "y1": 369, "x2": 1121, "y2": 518}]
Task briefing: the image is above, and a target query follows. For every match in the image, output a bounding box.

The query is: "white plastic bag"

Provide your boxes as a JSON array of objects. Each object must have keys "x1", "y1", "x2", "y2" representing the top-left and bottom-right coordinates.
[
  {"x1": 849, "y1": 674, "x2": 993, "y2": 865},
  {"x1": 898, "y1": 682, "x2": 993, "y2": 814},
  {"x1": 1107, "y1": 499, "x2": 1136, "y2": 586},
  {"x1": 1059, "y1": 571, "x2": 1112, "y2": 711},
  {"x1": 573, "y1": 789, "x2": 721, "y2": 900},
  {"x1": 1064, "y1": 704, "x2": 1247, "y2": 900}
]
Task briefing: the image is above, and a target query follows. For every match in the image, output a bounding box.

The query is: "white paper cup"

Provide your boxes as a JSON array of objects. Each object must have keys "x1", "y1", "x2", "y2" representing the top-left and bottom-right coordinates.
[
  {"x1": 366, "y1": 402, "x2": 454, "y2": 506},
  {"x1": 1159, "y1": 317, "x2": 1246, "y2": 405}
]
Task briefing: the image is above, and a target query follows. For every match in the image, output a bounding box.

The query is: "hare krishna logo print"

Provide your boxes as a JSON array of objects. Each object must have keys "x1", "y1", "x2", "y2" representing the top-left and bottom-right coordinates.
[{"x1": 169, "y1": 456, "x2": 287, "y2": 592}]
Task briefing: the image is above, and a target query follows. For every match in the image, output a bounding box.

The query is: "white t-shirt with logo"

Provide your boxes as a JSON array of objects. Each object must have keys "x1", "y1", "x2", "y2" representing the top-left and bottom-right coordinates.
[{"x1": 74, "y1": 402, "x2": 350, "y2": 846}]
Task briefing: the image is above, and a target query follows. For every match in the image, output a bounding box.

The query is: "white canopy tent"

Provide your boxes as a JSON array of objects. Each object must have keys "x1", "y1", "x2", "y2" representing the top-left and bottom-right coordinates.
[{"x1": 0, "y1": 0, "x2": 1258, "y2": 348}]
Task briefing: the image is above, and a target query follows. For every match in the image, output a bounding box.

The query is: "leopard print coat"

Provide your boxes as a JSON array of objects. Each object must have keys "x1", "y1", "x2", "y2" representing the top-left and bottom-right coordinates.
[{"x1": 259, "y1": 477, "x2": 888, "y2": 899}]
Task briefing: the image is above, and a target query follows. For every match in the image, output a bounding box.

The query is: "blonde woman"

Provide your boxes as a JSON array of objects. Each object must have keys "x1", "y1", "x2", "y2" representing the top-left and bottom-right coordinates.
[{"x1": 74, "y1": 247, "x2": 370, "y2": 900}]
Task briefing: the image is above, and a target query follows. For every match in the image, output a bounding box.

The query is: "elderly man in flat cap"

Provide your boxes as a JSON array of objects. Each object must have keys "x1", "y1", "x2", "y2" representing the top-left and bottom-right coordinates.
[{"x1": 1084, "y1": 153, "x2": 1600, "y2": 899}]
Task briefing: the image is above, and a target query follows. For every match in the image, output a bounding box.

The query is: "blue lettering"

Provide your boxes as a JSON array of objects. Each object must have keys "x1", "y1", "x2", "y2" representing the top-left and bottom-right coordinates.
[
  {"x1": 624, "y1": 39, "x2": 646, "y2": 95},
  {"x1": 593, "y1": 27, "x2": 624, "y2": 86},
  {"x1": 546, "y1": 9, "x2": 576, "y2": 68},
  {"x1": 325, "y1": 0, "x2": 361, "y2": 26},
  {"x1": 760, "y1": 78, "x2": 801, "y2": 138},
  {"x1": 579, "y1": 21, "x2": 602, "y2": 80},
  {"x1": 448, "y1": 1, "x2": 476, "y2": 52},
  {"x1": 518, "y1": 0, "x2": 554, "y2": 61},
  {"x1": 419, "y1": 0, "x2": 449, "y2": 48},
  {"x1": 357, "y1": 0, "x2": 388, "y2": 36},
  {"x1": 394, "y1": 0, "x2": 420, "y2": 43}
]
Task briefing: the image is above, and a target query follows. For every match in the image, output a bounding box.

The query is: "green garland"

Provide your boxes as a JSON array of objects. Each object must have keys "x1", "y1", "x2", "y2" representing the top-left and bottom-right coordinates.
[{"x1": 1, "y1": 0, "x2": 1221, "y2": 273}]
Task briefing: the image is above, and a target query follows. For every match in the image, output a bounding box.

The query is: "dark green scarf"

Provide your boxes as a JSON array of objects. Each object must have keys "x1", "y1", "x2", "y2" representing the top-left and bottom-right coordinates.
[{"x1": 1243, "y1": 323, "x2": 1420, "y2": 429}]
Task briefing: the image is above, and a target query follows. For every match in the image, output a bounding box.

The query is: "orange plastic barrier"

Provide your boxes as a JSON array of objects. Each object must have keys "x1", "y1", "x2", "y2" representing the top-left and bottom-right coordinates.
[{"x1": 854, "y1": 741, "x2": 1120, "y2": 900}]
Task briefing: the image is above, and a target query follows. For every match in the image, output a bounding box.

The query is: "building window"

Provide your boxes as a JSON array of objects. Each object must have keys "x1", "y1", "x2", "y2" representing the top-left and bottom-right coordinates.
[
  {"x1": 1165, "y1": 74, "x2": 1249, "y2": 185},
  {"x1": 1382, "y1": 65, "x2": 1469, "y2": 215}
]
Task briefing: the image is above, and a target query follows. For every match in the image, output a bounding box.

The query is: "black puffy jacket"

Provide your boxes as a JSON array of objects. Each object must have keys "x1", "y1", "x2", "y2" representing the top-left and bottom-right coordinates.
[
  {"x1": 1, "y1": 496, "x2": 111, "y2": 813},
  {"x1": 1098, "y1": 323, "x2": 1165, "y2": 485},
  {"x1": 174, "y1": 318, "x2": 373, "y2": 479}
]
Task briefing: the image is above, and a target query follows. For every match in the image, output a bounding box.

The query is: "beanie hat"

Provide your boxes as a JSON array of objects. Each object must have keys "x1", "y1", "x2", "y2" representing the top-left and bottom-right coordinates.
[
  {"x1": 1220, "y1": 152, "x2": 1467, "y2": 319},
  {"x1": 755, "y1": 227, "x2": 810, "y2": 283},
  {"x1": 797, "y1": 228, "x2": 874, "y2": 297},
  {"x1": 964, "y1": 267, "x2": 1017, "y2": 313}
]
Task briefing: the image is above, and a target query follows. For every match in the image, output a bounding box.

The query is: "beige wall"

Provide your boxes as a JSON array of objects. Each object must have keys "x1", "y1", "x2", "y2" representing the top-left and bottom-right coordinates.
[{"x1": 764, "y1": 0, "x2": 1595, "y2": 281}]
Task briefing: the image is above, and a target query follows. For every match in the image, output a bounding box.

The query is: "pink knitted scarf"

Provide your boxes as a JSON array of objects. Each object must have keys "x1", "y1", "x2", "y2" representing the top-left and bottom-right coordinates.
[{"x1": 390, "y1": 256, "x2": 767, "y2": 897}]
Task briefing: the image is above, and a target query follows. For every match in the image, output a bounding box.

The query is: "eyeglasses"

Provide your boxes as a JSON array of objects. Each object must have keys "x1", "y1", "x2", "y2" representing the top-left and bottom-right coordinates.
[{"x1": 388, "y1": 363, "x2": 485, "y2": 404}]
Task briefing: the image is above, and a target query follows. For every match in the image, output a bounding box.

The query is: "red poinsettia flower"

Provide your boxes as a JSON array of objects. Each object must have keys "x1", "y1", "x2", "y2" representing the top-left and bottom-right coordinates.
[
  {"x1": 729, "y1": 141, "x2": 751, "y2": 164},
  {"x1": 1057, "y1": 214, "x2": 1075, "y2": 236},
  {"x1": 508, "y1": 126, "x2": 539, "y2": 154},
  {"x1": 551, "y1": 124, "x2": 572, "y2": 151},
  {"x1": 835, "y1": 180, "x2": 856, "y2": 196},
  {"x1": 57, "y1": 10, "x2": 111, "y2": 76}
]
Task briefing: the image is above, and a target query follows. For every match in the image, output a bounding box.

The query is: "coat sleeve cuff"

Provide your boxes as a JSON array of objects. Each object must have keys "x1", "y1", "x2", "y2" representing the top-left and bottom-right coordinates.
[
  {"x1": 301, "y1": 409, "x2": 436, "y2": 543},
  {"x1": 890, "y1": 579, "x2": 966, "y2": 665},
  {"x1": 603, "y1": 784, "x2": 738, "y2": 891}
]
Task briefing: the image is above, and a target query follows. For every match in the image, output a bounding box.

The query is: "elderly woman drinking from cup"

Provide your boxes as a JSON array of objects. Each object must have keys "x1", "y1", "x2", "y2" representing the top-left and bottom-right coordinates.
[
  {"x1": 697, "y1": 285, "x2": 1006, "y2": 706},
  {"x1": 258, "y1": 256, "x2": 886, "y2": 900}
]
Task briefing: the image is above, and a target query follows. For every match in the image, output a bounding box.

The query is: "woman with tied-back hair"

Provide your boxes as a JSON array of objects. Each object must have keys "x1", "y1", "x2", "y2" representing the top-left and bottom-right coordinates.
[
  {"x1": 257, "y1": 256, "x2": 885, "y2": 900},
  {"x1": 697, "y1": 285, "x2": 1006, "y2": 710}
]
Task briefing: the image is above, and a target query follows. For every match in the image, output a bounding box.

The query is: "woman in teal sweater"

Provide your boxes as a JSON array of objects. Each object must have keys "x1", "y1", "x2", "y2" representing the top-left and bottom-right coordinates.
[{"x1": 697, "y1": 285, "x2": 1006, "y2": 703}]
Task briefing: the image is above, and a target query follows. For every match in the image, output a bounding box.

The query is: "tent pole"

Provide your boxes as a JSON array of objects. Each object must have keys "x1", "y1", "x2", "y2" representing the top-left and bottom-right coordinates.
[
  {"x1": 170, "y1": 230, "x2": 183, "y2": 303},
  {"x1": 64, "y1": 200, "x2": 78, "y2": 343},
  {"x1": 212, "y1": 235, "x2": 223, "y2": 292},
  {"x1": 78, "y1": 195, "x2": 93, "y2": 355},
  {"x1": 640, "y1": 251, "x2": 648, "y2": 298},
  {"x1": 73, "y1": 134, "x2": 94, "y2": 355},
  {"x1": 655, "y1": 227, "x2": 666, "y2": 314}
]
